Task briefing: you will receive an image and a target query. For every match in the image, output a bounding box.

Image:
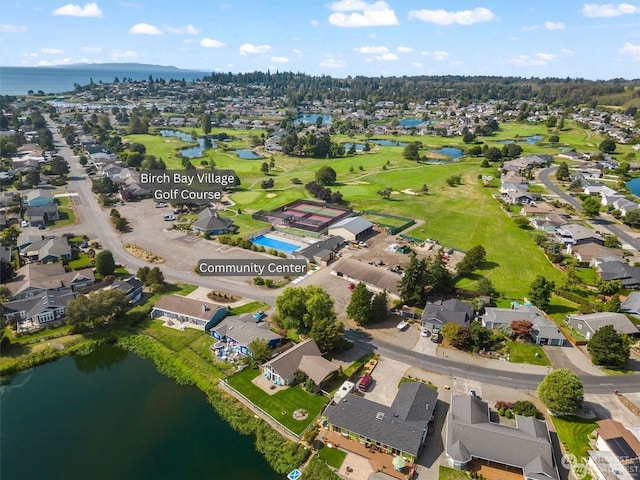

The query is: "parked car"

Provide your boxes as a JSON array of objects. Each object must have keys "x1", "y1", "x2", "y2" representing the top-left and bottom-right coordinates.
[
  {"x1": 38, "y1": 224, "x2": 46, "y2": 230},
  {"x1": 253, "y1": 311, "x2": 265, "y2": 321},
  {"x1": 396, "y1": 320, "x2": 409, "y2": 331},
  {"x1": 21, "y1": 220, "x2": 28, "y2": 227},
  {"x1": 431, "y1": 330, "x2": 441, "y2": 343},
  {"x1": 357, "y1": 374, "x2": 373, "y2": 392},
  {"x1": 155, "y1": 202, "x2": 167, "y2": 208},
  {"x1": 421, "y1": 328, "x2": 430, "y2": 337},
  {"x1": 163, "y1": 214, "x2": 176, "y2": 221}
]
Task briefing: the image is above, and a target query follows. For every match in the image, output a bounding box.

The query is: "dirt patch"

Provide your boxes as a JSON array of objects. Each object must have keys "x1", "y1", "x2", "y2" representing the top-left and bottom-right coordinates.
[
  {"x1": 401, "y1": 189, "x2": 418, "y2": 195},
  {"x1": 124, "y1": 243, "x2": 164, "y2": 263},
  {"x1": 619, "y1": 394, "x2": 640, "y2": 417},
  {"x1": 344, "y1": 181, "x2": 370, "y2": 185}
]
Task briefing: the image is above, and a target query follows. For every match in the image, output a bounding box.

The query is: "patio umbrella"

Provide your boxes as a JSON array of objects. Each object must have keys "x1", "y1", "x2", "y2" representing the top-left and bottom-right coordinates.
[{"x1": 392, "y1": 456, "x2": 406, "y2": 471}]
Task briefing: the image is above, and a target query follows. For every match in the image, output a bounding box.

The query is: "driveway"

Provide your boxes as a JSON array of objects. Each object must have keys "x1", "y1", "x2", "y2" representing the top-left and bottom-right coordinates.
[{"x1": 363, "y1": 357, "x2": 411, "y2": 407}]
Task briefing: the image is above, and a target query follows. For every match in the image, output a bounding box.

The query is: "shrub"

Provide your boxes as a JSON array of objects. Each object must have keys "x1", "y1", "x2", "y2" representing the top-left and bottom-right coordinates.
[{"x1": 512, "y1": 400, "x2": 541, "y2": 418}]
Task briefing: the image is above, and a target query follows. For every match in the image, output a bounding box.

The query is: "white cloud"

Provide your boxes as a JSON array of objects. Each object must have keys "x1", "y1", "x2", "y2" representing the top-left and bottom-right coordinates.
[
  {"x1": 419, "y1": 50, "x2": 449, "y2": 60},
  {"x1": 545, "y1": 21, "x2": 565, "y2": 30},
  {"x1": 200, "y1": 37, "x2": 226, "y2": 48},
  {"x1": 270, "y1": 56, "x2": 289, "y2": 63},
  {"x1": 582, "y1": 3, "x2": 639, "y2": 17},
  {"x1": 185, "y1": 25, "x2": 199, "y2": 34},
  {"x1": 411, "y1": 61, "x2": 423, "y2": 67},
  {"x1": 328, "y1": 0, "x2": 399, "y2": 27},
  {"x1": 319, "y1": 57, "x2": 345, "y2": 68},
  {"x1": 164, "y1": 24, "x2": 200, "y2": 34},
  {"x1": 397, "y1": 46, "x2": 413, "y2": 53},
  {"x1": 408, "y1": 7, "x2": 496, "y2": 25},
  {"x1": 0, "y1": 24, "x2": 27, "y2": 33},
  {"x1": 311, "y1": 19, "x2": 319, "y2": 26},
  {"x1": 508, "y1": 52, "x2": 557, "y2": 66},
  {"x1": 41, "y1": 48, "x2": 64, "y2": 54},
  {"x1": 53, "y1": 2, "x2": 103, "y2": 17},
  {"x1": 620, "y1": 42, "x2": 640, "y2": 61},
  {"x1": 561, "y1": 48, "x2": 574, "y2": 55},
  {"x1": 355, "y1": 45, "x2": 388, "y2": 54},
  {"x1": 420, "y1": 50, "x2": 430, "y2": 56},
  {"x1": 81, "y1": 46, "x2": 102, "y2": 53},
  {"x1": 37, "y1": 57, "x2": 73, "y2": 66},
  {"x1": 239, "y1": 43, "x2": 270, "y2": 55},
  {"x1": 376, "y1": 53, "x2": 398, "y2": 61},
  {"x1": 536, "y1": 52, "x2": 557, "y2": 61},
  {"x1": 111, "y1": 50, "x2": 137, "y2": 61},
  {"x1": 129, "y1": 23, "x2": 162, "y2": 35},
  {"x1": 293, "y1": 48, "x2": 302, "y2": 54}
]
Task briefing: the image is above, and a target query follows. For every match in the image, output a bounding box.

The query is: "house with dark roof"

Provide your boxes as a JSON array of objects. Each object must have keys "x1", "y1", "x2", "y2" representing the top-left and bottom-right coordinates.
[
  {"x1": 294, "y1": 235, "x2": 344, "y2": 265},
  {"x1": 446, "y1": 395, "x2": 559, "y2": 480},
  {"x1": 597, "y1": 261, "x2": 640, "y2": 289},
  {"x1": 150, "y1": 295, "x2": 228, "y2": 330},
  {"x1": 621, "y1": 292, "x2": 640, "y2": 317},
  {"x1": 421, "y1": 298, "x2": 474, "y2": 331},
  {"x1": 483, "y1": 305, "x2": 566, "y2": 346},
  {"x1": 331, "y1": 257, "x2": 401, "y2": 299},
  {"x1": 109, "y1": 276, "x2": 144, "y2": 303},
  {"x1": 327, "y1": 216, "x2": 374, "y2": 241},
  {"x1": 261, "y1": 338, "x2": 337, "y2": 387},
  {"x1": 5, "y1": 263, "x2": 94, "y2": 300},
  {"x1": 556, "y1": 224, "x2": 604, "y2": 248},
  {"x1": 18, "y1": 236, "x2": 71, "y2": 263},
  {"x1": 210, "y1": 314, "x2": 282, "y2": 355},
  {"x1": 192, "y1": 207, "x2": 235, "y2": 235},
  {"x1": 566, "y1": 312, "x2": 639, "y2": 340},
  {"x1": 323, "y1": 381, "x2": 437, "y2": 462},
  {"x1": 3, "y1": 289, "x2": 77, "y2": 332},
  {"x1": 26, "y1": 203, "x2": 59, "y2": 226},
  {"x1": 587, "y1": 419, "x2": 640, "y2": 480}
]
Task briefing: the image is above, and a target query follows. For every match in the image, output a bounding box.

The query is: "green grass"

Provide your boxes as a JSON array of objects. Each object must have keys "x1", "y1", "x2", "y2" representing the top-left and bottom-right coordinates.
[
  {"x1": 51, "y1": 207, "x2": 76, "y2": 226},
  {"x1": 228, "y1": 301, "x2": 269, "y2": 315},
  {"x1": 343, "y1": 353, "x2": 378, "y2": 377},
  {"x1": 226, "y1": 367, "x2": 328, "y2": 435},
  {"x1": 550, "y1": 415, "x2": 597, "y2": 461},
  {"x1": 318, "y1": 446, "x2": 347, "y2": 469},
  {"x1": 439, "y1": 466, "x2": 470, "y2": 480},
  {"x1": 506, "y1": 341, "x2": 551, "y2": 366},
  {"x1": 68, "y1": 253, "x2": 93, "y2": 270}
]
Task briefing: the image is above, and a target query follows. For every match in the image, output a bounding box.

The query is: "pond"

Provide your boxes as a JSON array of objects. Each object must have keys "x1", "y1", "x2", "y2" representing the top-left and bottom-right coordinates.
[
  {"x1": 626, "y1": 178, "x2": 640, "y2": 197},
  {"x1": 369, "y1": 139, "x2": 409, "y2": 147},
  {"x1": 498, "y1": 135, "x2": 543, "y2": 145},
  {"x1": 295, "y1": 113, "x2": 332, "y2": 125},
  {"x1": 398, "y1": 119, "x2": 423, "y2": 127},
  {"x1": 430, "y1": 147, "x2": 464, "y2": 160},
  {"x1": 159, "y1": 129, "x2": 214, "y2": 158},
  {"x1": 0, "y1": 344, "x2": 280, "y2": 480},
  {"x1": 233, "y1": 149, "x2": 263, "y2": 159},
  {"x1": 342, "y1": 143, "x2": 365, "y2": 151}
]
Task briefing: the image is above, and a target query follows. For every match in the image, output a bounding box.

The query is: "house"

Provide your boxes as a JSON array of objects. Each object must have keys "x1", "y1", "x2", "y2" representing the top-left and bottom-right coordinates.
[
  {"x1": 587, "y1": 419, "x2": 640, "y2": 480},
  {"x1": 613, "y1": 198, "x2": 640, "y2": 217},
  {"x1": 4, "y1": 263, "x2": 94, "y2": 300},
  {"x1": 26, "y1": 189, "x2": 54, "y2": 207},
  {"x1": 571, "y1": 243, "x2": 624, "y2": 266},
  {"x1": 150, "y1": 295, "x2": 228, "y2": 330},
  {"x1": 210, "y1": 314, "x2": 282, "y2": 356},
  {"x1": 327, "y1": 216, "x2": 374, "y2": 241},
  {"x1": 621, "y1": 292, "x2": 640, "y2": 317},
  {"x1": 520, "y1": 203, "x2": 555, "y2": 217},
  {"x1": 261, "y1": 338, "x2": 337, "y2": 387},
  {"x1": 331, "y1": 258, "x2": 401, "y2": 299},
  {"x1": 565, "y1": 312, "x2": 639, "y2": 340},
  {"x1": 421, "y1": 298, "x2": 474, "y2": 331},
  {"x1": 323, "y1": 381, "x2": 438, "y2": 462},
  {"x1": 3, "y1": 289, "x2": 77, "y2": 332},
  {"x1": 18, "y1": 236, "x2": 71, "y2": 263},
  {"x1": 556, "y1": 224, "x2": 604, "y2": 248},
  {"x1": 584, "y1": 182, "x2": 617, "y2": 197},
  {"x1": 294, "y1": 235, "x2": 344, "y2": 265},
  {"x1": 109, "y1": 276, "x2": 144, "y2": 303},
  {"x1": 483, "y1": 304, "x2": 566, "y2": 346},
  {"x1": 530, "y1": 213, "x2": 567, "y2": 232},
  {"x1": 598, "y1": 261, "x2": 640, "y2": 289},
  {"x1": 446, "y1": 395, "x2": 559, "y2": 480},
  {"x1": 26, "y1": 203, "x2": 59, "y2": 226},
  {"x1": 192, "y1": 207, "x2": 236, "y2": 235}
]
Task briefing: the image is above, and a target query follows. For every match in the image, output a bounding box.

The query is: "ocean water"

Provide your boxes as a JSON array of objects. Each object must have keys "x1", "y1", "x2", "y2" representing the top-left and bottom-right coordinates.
[{"x1": 0, "y1": 66, "x2": 208, "y2": 96}]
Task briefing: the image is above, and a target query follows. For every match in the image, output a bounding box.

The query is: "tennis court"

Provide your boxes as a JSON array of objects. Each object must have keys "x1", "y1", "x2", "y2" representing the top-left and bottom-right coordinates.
[{"x1": 252, "y1": 199, "x2": 353, "y2": 233}]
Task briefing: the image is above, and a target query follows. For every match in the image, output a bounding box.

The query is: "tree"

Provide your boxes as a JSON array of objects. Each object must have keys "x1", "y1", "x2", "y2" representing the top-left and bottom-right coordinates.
[
  {"x1": 528, "y1": 275, "x2": 555, "y2": 312},
  {"x1": 603, "y1": 294, "x2": 621, "y2": 312},
  {"x1": 403, "y1": 142, "x2": 421, "y2": 161},
  {"x1": 65, "y1": 289, "x2": 129, "y2": 330},
  {"x1": 111, "y1": 216, "x2": 128, "y2": 232},
  {"x1": 604, "y1": 235, "x2": 621, "y2": 249},
  {"x1": 476, "y1": 277, "x2": 496, "y2": 297},
  {"x1": 309, "y1": 317, "x2": 344, "y2": 353},
  {"x1": 442, "y1": 323, "x2": 461, "y2": 344},
  {"x1": 484, "y1": 146, "x2": 502, "y2": 162},
  {"x1": 582, "y1": 196, "x2": 601, "y2": 218},
  {"x1": 260, "y1": 161, "x2": 270, "y2": 174},
  {"x1": 200, "y1": 113, "x2": 211, "y2": 135},
  {"x1": 555, "y1": 162, "x2": 570, "y2": 181},
  {"x1": 377, "y1": 188, "x2": 392, "y2": 200},
  {"x1": 624, "y1": 209, "x2": 640, "y2": 228},
  {"x1": 457, "y1": 245, "x2": 486, "y2": 276},
  {"x1": 275, "y1": 286, "x2": 335, "y2": 332},
  {"x1": 420, "y1": 183, "x2": 429, "y2": 194},
  {"x1": 537, "y1": 369, "x2": 584, "y2": 416},
  {"x1": 468, "y1": 321, "x2": 493, "y2": 352},
  {"x1": 1, "y1": 224, "x2": 20, "y2": 246},
  {"x1": 425, "y1": 250, "x2": 454, "y2": 296},
  {"x1": 346, "y1": 282, "x2": 373, "y2": 325},
  {"x1": 315, "y1": 166, "x2": 337, "y2": 186},
  {"x1": 399, "y1": 252, "x2": 428, "y2": 306},
  {"x1": 49, "y1": 156, "x2": 69, "y2": 176},
  {"x1": 137, "y1": 266, "x2": 150, "y2": 284},
  {"x1": 248, "y1": 338, "x2": 271, "y2": 365},
  {"x1": 0, "y1": 258, "x2": 14, "y2": 283},
  {"x1": 95, "y1": 250, "x2": 116, "y2": 276},
  {"x1": 587, "y1": 325, "x2": 630, "y2": 366},
  {"x1": 370, "y1": 291, "x2": 388, "y2": 323},
  {"x1": 599, "y1": 138, "x2": 617, "y2": 154},
  {"x1": 510, "y1": 320, "x2": 533, "y2": 339},
  {"x1": 146, "y1": 266, "x2": 165, "y2": 287}
]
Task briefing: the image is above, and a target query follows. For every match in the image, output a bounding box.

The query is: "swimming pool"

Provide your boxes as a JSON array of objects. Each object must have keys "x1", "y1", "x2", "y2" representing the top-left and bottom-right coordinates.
[{"x1": 250, "y1": 234, "x2": 300, "y2": 254}]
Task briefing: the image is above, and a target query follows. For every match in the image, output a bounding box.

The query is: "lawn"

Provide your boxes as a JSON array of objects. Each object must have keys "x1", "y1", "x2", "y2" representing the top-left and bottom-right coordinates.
[
  {"x1": 550, "y1": 415, "x2": 597, "y2": 461},
  {"x1": 228, "y1": 301, "x2": 269, "y2": 315},
  {"x1": 438, "y1": 466, "x2": 470, "y2": 479},
  {"x1": 51, "y1": 207, "x2": 76, "y2": 226},
  {"x1": 506, "y1": 341, "x2": 551, "y2": 366},
  {"x1": 318, "y1": 445, "x2": 347, "y2": 469},
  {"x1": 226, "y1": 367, "x2": 328, "y2": 435}
]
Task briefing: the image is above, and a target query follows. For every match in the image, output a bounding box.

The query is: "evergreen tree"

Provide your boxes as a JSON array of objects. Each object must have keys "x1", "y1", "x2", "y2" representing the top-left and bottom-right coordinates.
[
  {"x1": 346, "y1": 282, "x2": 373, "y2": 325},
  {"x1": 426, "y1": 250, "x2": 454, "y2": 296},
  {"x1": 95, "y1": 250, "x2": 116, "y2": 276},
  {"x1": 587, "y1": 325, "x2": 630, "y2": 366},
  {"x1": 528, "y1": 275, "x2": 555, "y2": 311},
  {"x1": 370, "y1": 291, "x2": 389, "y2": 323},
  {"x1": 399, "y1": 252, "x2": 428, "y2": 306}
]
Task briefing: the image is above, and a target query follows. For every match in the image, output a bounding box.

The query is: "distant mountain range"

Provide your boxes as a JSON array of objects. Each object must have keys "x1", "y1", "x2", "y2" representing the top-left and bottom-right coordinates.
[{"x1": 55, "y1": 62, "x2": 207, "y2": 72}]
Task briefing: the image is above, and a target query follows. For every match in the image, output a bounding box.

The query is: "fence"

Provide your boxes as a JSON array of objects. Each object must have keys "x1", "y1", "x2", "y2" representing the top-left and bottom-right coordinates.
[{"x1": 359, "y1": 210, "x2": 415, "y2": 235}]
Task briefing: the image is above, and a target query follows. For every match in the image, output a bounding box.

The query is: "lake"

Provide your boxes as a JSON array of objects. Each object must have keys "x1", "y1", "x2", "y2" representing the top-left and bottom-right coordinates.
[
  {"x1": 0, "y1": 344, "x2": 280, "y2": 480},
  {"x1": 295, "y1": 113, "x2": 332, "y2": 125},
  {"x1": 233, "y1": 149, "x2": 263, "y2": 159},
  {"x1": 430, "y1": 147, "x2": 463, "y2": 160},
  {"x1": 499, "y1": 135, "x2": 543, "y2": 145},
  {"x1": 370, "y1": 139, "x2": 408, "y2": 147},
  {"x1": 627, "y1": 178, "x2": 640, "y2": 197},
  {"x1": 159, "y1": 129, "x2": 212, "y2": 158}
]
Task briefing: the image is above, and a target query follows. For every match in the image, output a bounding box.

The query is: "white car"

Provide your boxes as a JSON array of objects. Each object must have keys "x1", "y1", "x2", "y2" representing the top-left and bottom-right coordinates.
[
  {"x1": 155, "y1": 202, "x2": 167, "y2": 208},
  {"x1": 21, "y1": 220, "x2": 29, "y2": 227},
  {"x1": 163, "y1": 215, "x2": 176, "y2": 221},
  {"x1": 421, "y1": 328, "x2": 430, "y2": 337},
  {"x1": 396, "y1": 321, "x2": 409, "y2": 331}
]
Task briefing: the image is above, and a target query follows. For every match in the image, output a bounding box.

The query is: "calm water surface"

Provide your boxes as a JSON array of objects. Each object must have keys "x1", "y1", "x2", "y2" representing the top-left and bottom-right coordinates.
[{"x1": 0, "y1": 344, "x2": 280, "y2": 480}]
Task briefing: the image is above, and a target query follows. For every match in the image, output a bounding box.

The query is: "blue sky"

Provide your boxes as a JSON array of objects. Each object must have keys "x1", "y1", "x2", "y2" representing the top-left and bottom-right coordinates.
[{"x1": 1, "y1": 1, "x2": 639, "y2": 79}]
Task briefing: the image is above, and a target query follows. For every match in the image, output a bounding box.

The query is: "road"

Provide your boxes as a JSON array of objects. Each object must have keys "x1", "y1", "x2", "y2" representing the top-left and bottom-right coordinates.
[
  {"x1": 538, "y1": 166, "x2": 640, "y2": 250},
  {"x1": 48, "y1": 118, "x2": 639, "y2": 393}
]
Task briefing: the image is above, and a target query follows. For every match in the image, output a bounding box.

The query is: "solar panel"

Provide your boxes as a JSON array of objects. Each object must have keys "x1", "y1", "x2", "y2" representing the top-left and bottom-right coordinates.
[{"x1": 607, "y1": 436, "x2": 638, "y2": 461}]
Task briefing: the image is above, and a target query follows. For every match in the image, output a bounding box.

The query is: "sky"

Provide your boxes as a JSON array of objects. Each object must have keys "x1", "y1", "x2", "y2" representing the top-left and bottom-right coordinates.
[{"x1": 1, "y1": 0, "x2": 639, "y2": 80}]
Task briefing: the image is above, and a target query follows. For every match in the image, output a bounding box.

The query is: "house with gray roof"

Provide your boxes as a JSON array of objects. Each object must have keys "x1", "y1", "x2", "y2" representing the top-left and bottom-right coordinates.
[
  {"x1": 5, "y1": 263, "x2": 94, "y2": 300},
  {"x1": 571, "y1": 243, "x2": 624, "y2": 266},
  {"x1": 210, "y1": 314, "x2": 282, "y2": 356},
  {"x1": 19, "y1": 236, "x2": 71, "y2": 263},
  {"x1": 26, "y1": 203, "x2": 59, "y2": 227},
  {"x1": 621, "y1": 292, "x2": 640, "y2": 317},
  {"x1": 421, "y1": 298, "x2": 474, "y2": 331},
  {"x1": 150, "y1": 295, "x2": 228, "y2": 330},
  {"x1": 331, "y1": 258, "x2": 401, "y2": 299},
  {"x1": 556, "y1": 224, "x2": 604, "y2": 248},
  {"x1": 294, "y1": 235, "x2": 344, "y2": 265},
  {"x1": 328, "y1": 216, "x2": 373, "y2": 241},
  {"x1": 3, "y1": 289, "x2": 77, "y2": 332},
  {"x1": 446, "y1": 395, "x2": 559, "y2": 480},
  {"x1": 323, "y1": 381, "x2": 437, "y2": 461},
  {"x1": 597, "y1": 261, "x2": 640, "y2": 289},
  {"x1": 566, "y1": 312, "x2": 639, "y2": 340},
  {"x1": 261, "y1": 338, "x2": 337, "y2": 387},
  {"x1": 109, "y1": 276, "x2": 144, "y2": 303},
  {"x1": 192, "y1": 207, "x2": 235, "y2": 235},
  {"x1": 483, "y1": 304, "x2": 566, "y2": 346},
  {"x1": 26, "y1": 189, "x2": 54, "y2": 207}
]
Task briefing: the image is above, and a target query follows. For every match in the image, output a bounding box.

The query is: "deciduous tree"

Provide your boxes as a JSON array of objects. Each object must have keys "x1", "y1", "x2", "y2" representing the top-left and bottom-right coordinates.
[
  {"x1": 587, "y1": 325, "x2": 629, "y2": 366},
  {"x1": 537, "y1": 369, "x2": 583, "y2": 416},
  {"x1": 528, "y1": 275, "x2": 555, "y2": 312},
  {"x1": 95, "y1": 250, "x2": 116, "y2": 276}
]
